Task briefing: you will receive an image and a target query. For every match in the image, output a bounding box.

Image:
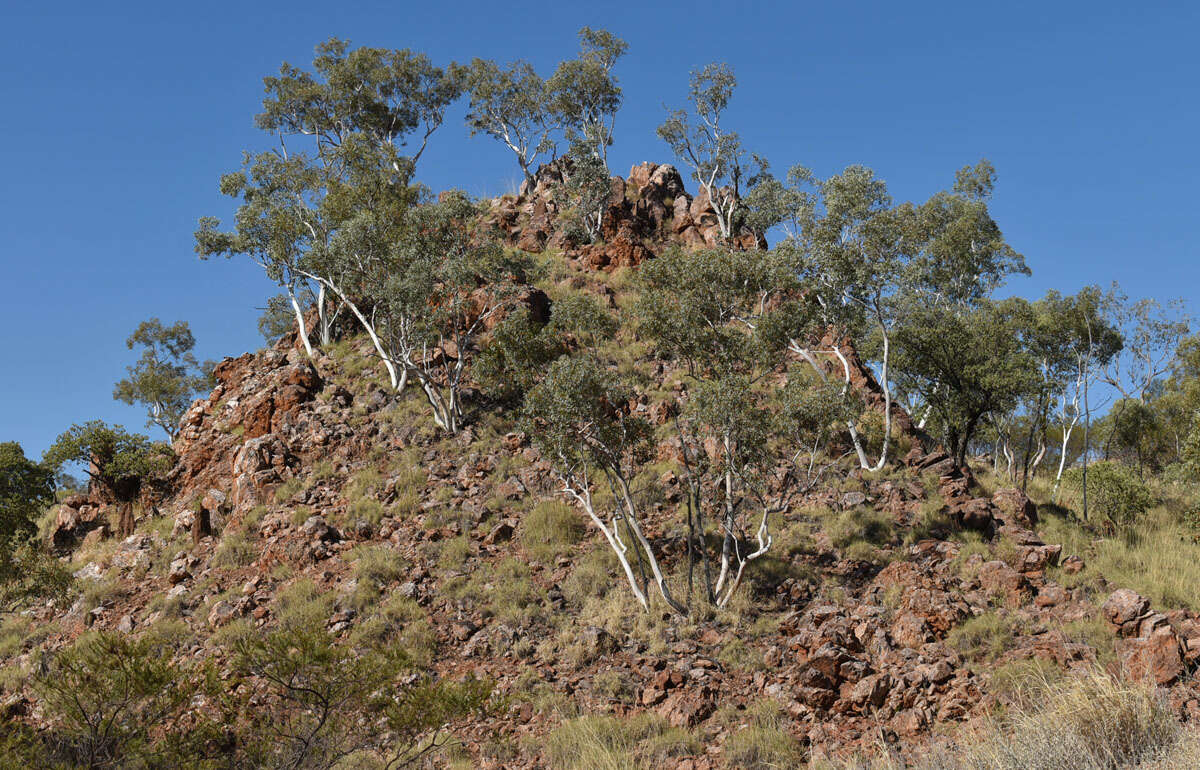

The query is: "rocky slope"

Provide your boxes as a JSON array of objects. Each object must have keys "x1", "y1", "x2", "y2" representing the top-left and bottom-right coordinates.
[{"x1": 16, "y1": 169, "x2": 1200, "y2": 767}]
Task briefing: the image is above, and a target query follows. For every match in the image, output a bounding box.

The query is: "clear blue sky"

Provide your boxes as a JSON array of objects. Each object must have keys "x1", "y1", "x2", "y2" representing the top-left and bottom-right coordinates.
[{"x1": 3, "y1": 0, "x2": 1198, "y2": 458}]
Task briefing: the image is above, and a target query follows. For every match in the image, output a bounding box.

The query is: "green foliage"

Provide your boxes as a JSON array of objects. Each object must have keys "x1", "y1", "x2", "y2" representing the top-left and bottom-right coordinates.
[
  {"x1": 826, "y1": 508, "x2": 896, "y2": 550},
  {"x1": 948, "y1": 611, "x2": 1016, "y2": 664},
  {"x1": 548, "y1": 292, "x2": 618, "y2": 353},
  {"x1": 1065, "y1": 461, "x2": 1156, "y2": 535},
  {"x1": 547, "y1": 27, "x2": 628, "y2": 166},
  {"x1": 475, "y1": 309, "x2": 565, "y2": 404},
  {"x1": 29, "y1": 631, "x2": 212, "y2": 768},
  {"x1": 43, "y1": 421, "x2": 173, "y2": 502},
  {"x1": 212, "y1": 530, "x2": 256, "y2": 568},
  {"x1": 552, "y1": 139, "x2": 613, "y2": 242},
  {"x1": 892, "y1": 298, "x2": 1038, "y2": 466},
  {"x1": 112, "y1": 318, "x2": 212, "y2": 439},
  {"x1": 363, "y1": 189, "x2": 537, "y2": 432},
  {"x1": 635, "y1": 246, "x2": 788, "y2": 375},
  {"x1": 0, "y1": 441, "x2": 53, "y2": 546},
  {"x1": 522, "y1": 355, "x2": 650, "y2": 475},
  {"x1": 233, "y1": 623, "x2": 490, "y2": 768},
  {"x1": 462, "y1": 58, "x2": 558, "y2": 183},
  {"x1": 0, "y1": 538, "x2": 72, "y2": 613},
  {"x1": 657, "y1": 62, "x2": 760, "y2": 240},
  {"x1": 258, "y1": 293, "x2": 299, "y2": 345}
]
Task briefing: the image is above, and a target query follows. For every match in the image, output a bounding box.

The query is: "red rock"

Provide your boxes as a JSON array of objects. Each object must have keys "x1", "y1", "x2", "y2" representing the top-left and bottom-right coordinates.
[
  {"x1": 991, "y1": 487, "x2": 1038, "y2": 527},
  {"x1": 891, "y1": 613, "x2": 931, "y2": 649},
  {"x1": 1117, "y1": 627, "x2": 1184, "y2": 686},
  {"x1": 1102, "y1": 589, "x2": 1150, "y2": 632},
  {"x1": 976, "y1": 561, "x2": 1030, "y2": 606}
]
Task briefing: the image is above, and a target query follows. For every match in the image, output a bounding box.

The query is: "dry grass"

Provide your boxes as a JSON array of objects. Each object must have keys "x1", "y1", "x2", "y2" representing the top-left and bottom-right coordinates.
[
  {"x1": 543, "y1": 713, "x2": 699, "y2": 770},
  {"x1": 951, "y1": 672, "x2": 1195, "y2": 770},
  {"x1": 520, "y1": 500, "x2": 584, "y2": 564}
]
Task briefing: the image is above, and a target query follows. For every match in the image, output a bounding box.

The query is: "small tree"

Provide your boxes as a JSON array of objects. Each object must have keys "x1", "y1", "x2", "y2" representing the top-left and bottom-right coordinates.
[
  {"x1": 200, "y1": 38, "x2": 459, "y2": 358},
  {"x1": 890, "y1": 298, "x2": 1037, "y2": 468},
  {"x1": 43, "y1": 422, "x2": 173, "y2": 536},
  {"x1": 552, "y1": 139, "x2": 613, "y2": 243},
  {"x1": 463, "y1": 58, "x2": 558, "y2": 186},
  {"x1": 476, "y1": 291, "x2": 617, "y2": 404},
  {"x1": 547, "y1": 27, "x2": 629, "y2": 169},
  {"x1": 0, "y1": 442, "x2": 69, "y2": 611},
  {"x1": 0, "y1": 441, "x2": 53, "y2": 544},
  {"x1": 112, "y1": 319, "x2": 211, "y2": 440},
  {"x1": 657, "y1": 62, "x2": 759, "y2": 241},
  {"x1": 1064, "y1": 460, "x2": 1155, "y2": 539},
  {"x1": 474, "y1": 309, "x2": 565, "y2": 405},
  {"x1": 523, "y1": 355, "x2": 683, "y2": 612},
  {"x1": 332, "y1": 190, "x2": 535, "y2": 433}
]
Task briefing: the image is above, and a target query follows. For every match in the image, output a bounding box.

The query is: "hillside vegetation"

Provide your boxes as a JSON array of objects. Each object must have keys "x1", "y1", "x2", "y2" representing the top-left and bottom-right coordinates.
[{"x1": 5, "y1": 30, "x2": 1200, "y2": 769}]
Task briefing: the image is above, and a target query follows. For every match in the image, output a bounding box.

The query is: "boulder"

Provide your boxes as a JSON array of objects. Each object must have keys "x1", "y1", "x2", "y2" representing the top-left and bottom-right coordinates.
[{"x1": 991, "y1": 487, "x2": 1038, "y2": 527}]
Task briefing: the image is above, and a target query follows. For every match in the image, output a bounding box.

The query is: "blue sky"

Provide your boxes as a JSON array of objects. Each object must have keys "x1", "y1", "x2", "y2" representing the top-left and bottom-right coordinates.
[{"x1": 3, "y1": 0, "x2": 1198, "y2": 457}]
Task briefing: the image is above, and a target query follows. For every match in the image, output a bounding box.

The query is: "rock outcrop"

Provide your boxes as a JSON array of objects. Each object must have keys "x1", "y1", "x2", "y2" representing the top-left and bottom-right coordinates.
[{"x1": 491, "y1": 160, "x2": 765, "y2": 270}]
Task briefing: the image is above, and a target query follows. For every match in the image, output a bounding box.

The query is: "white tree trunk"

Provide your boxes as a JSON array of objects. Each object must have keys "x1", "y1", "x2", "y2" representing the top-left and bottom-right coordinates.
[{"x1": 287, "y1": 288, "x2": 315, "y2": 359}]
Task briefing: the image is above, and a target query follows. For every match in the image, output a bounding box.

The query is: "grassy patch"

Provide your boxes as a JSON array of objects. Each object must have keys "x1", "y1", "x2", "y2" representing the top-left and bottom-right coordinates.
[
  {"x1": 520, "y1": 500, "x2": 584, "y2": 564},
  {"x1": 543, "y1": 713, "x2": 699, "y2": 770},
  {"x1": 212, "y1": 530, "x2": 257, "y2": 569},
  {"x1": 948, "y1": 611, "x2": 1016, "y2": 664},
  {"x1": 826, "y1": 508, "x2": 896, "y2": 551},
  {"x1": 955, "y1": 672, "x2": 1194, "y2": 769}
]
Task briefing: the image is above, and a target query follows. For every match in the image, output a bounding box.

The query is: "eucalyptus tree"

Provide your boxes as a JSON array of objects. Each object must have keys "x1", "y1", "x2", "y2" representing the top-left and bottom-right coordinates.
[
  {"x1": 475, "y1": 291, "x2": 617, "y2": 405},
  {"x1": 657, "y1": 63, "x2": 761, "y2": 241},
  {"x1": 43, "y1": 422, "x2": 174, "y2": 536},
  {"x1": 547, "y1": 27, "x2": 628, "y2": 169},
  {"x1": 1100, "y1": 285, "x2": 1190, "y2": 404},
  {"x1": 0, "y1": 442, "x2": 53, "y2": 546},
  {"x1": 522, "y1": 355, "x2": 683, "y2": 613},
  {"x1": 634, "y1": 247, "x2": 832, "y2": 607},
  {"x1": 890, "y1": 298, "x2": 1038, "y2": 468},
  {"x1": 763, "y1": 160, "x2": 1026, "y2": 471},
  {"x1": 1024, "y1": 288, "x2": 1121, "y2": 495},
  {"x1": 112, "y1": 319, "x2": 211, "y2": 440},
  {"x1": 336, "y1": 190, "x2": 534, "y2": 434},
  {"x1": 463, "y1": 58, "x2": 559, "y2": 186},
  {"x1": 552, "y1": 138, "x2": 613, "y2": 243},
  {"x1": 198, "y1": 39, "x2": 461, "y2": 358}
]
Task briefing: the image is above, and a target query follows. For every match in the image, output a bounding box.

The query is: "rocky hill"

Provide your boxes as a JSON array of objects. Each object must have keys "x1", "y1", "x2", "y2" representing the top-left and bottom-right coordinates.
[{"x1": 12, "y1": 166, "x2": 1200, "y2": 769}]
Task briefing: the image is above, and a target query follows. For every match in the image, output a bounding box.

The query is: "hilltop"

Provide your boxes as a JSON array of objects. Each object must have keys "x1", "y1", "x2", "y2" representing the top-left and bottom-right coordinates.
[{"x1": 5, "y1": 163, "x2": 1200, "y2": 769}]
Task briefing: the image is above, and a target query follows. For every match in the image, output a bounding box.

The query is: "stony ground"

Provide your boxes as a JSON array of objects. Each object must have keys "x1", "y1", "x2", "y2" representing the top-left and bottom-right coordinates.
[{"x1": 14, "y1": 164, "x2": 1200, "y2": 767}]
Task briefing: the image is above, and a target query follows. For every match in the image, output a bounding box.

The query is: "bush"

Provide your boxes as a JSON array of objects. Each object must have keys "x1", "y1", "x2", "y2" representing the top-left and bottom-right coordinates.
[
  {"x1": 1065, "y1": 461, "x2": 1156, "y2": 537},
  {"x1": 544, "y1": 713, "x2": 697, "y2": 770},
  {"x1": 232, "y1": 624, "x2": 491, "y2": 769},
  {"x1": 28, "y1": 631, "x2": 214, "y2": 767},
  {"x1": 948, "y1": 611, "x2": 1015, "y2": 664}
]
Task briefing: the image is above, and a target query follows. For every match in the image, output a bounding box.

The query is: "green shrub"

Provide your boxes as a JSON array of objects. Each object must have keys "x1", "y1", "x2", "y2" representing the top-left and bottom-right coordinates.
[
  {"x1": 1064, "y1": 461, "x2": 1156, "y2": 538},
  {"x1": 212, "y1": 530, "x2": 256, "y2": 568},
  {"x1": 232, "y1": 624, "x2": 490, "y2": 769},
  {"x1": 29, "y1": 631, "x2": 215, "y2": 767},
  {"x1": 273, "y1": 478, "x2": 304, "y2": 503}
]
